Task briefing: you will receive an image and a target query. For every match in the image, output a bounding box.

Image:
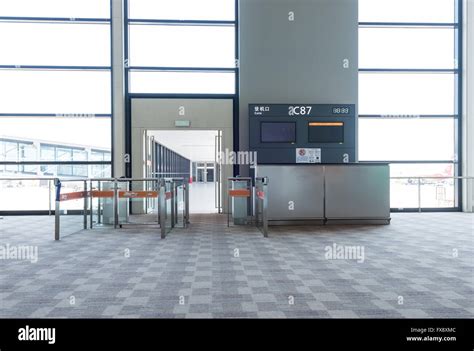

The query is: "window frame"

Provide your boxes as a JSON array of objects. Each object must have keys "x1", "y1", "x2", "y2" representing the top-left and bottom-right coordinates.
[
  {"x1": 0, "y1": 0, "x2": 113, "y2": 202},
  {"x1": 358, "y1": 0, "x2": 463, "y2": 212},
  {"x1": 123, "y1": 0, "x2": 239, "y2": 178}
]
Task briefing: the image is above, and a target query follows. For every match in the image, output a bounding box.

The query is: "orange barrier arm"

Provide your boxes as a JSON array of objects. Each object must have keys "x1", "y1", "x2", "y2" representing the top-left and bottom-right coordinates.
[
  {"x1": 90, "y1": 190, "x2": 114, "y2": 198},
  {"x1": 228, "y1": 189, "x2": 251, "y2": 198},
  {"x1": 59, "y1": 191, "x2": 87, "y2": 201},
  {"x1": 119, "y1": 191, "x2": 158, "y2": 199}
]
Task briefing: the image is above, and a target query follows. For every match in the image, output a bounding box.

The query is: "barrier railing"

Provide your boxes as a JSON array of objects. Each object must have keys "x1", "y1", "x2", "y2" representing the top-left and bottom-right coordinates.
[
  {"x1": 227, "y1": 176, "x2": 268, "y2": 237},
  {"x1": 1, "y1": 175, "x2": 472, "y2": 238},
  {"x1": 53, "y1": 177, "x2": 189, "y2": 240},
  {"x1": 227, "y1": 177, "x2": 253, "y2": 227},
  {"x1": 255, "y1": 177, "x2": 269, "y2": 238},
  {"x1": 54, "y1": 178, "x2": 89, "y2": 240}
]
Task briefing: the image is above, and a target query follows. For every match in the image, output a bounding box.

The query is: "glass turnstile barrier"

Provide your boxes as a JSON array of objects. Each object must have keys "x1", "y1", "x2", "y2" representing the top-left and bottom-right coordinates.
[
  {"x1": 54, "y1": 179, "x2": 91, "y2": 240},
  {"x1": 255, "y1": 177, "x2": 269, "y2": 238},
  {"x1": 52, "y1": 177, "x2": 189, "y2": 240}
]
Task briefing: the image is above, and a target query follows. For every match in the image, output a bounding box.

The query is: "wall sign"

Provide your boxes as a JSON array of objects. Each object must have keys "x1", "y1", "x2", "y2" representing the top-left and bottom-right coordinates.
[
  {"x1": 296, "y1": 148, "x2": 321, "y2": 163},
  {"x1": 250, "y1": 104, "x2": 352, "y2": 117}
]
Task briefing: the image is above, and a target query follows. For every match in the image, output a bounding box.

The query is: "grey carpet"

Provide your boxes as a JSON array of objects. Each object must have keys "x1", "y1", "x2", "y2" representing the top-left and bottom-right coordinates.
[{"x1": 0, "y1": 213, "x2": 472, "y2": 318}]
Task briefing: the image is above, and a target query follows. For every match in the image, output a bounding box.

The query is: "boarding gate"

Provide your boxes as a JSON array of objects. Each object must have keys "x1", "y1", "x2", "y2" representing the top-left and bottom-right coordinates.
[{"x1": 54, "y1": 177, "x2": 189, "y2": 240}]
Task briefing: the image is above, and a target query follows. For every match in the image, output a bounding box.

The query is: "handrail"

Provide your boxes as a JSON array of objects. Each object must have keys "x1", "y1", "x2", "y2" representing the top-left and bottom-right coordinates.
[
  {"x1": 0, "y1": 177, "x2": 57, "y2": 181},
  {"x1": 0, "y1": 177, "x2": 186, "y2": 182},
  {"x1": 390, "y1": 176, "x2": 474, "y2": 180},
  {"x1": 0, "y1": 176, "x2": 471, "y2": 182}
]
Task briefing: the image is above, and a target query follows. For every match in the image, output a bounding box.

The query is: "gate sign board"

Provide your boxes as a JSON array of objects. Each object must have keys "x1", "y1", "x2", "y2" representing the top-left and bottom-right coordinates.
[{"x1": 249, "y1": 104, "x2": 356, "y2": 164}]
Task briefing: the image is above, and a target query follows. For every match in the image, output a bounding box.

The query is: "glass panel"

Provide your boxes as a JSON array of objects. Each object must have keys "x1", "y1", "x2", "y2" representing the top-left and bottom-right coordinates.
[
  {"x1": 130, "y1": 24, "x2": 235, "y2": 68},
  {"x1": 359, "y1": 73, "x2": 455, "y2": 115},
  {"x1": 129, "y1": 0, "x2": 235, "y2": 21},
  {"x1": 389, "y1": 163, "x2": 456, "y2": 209},
  {"x1": 0, "y1": 0, "x2": 111, "y2": 18},
  {"x1": 197, "y1": 169, "x2": 205, "y2": 182},
  {"x1": 359, "y1": 118, "x2": 455, "y2": 161},
  {"x1": 90, "y1": 164, "x2": 112, "y2": 178},
  {"x1": 0, "y1": 165, "x2": 111, "y2": 211},
  {"x1": 130, "y1": 71, "x2": 235, "y2": 94},
  {"x1": 207, "y1": 168, "x2": 214, "y2": 182},
  {"x1": 0, "y1": 139, "x2": 35, "y2": 162},
  {"x1": 0, "y1": 117, "x2": 111, "y2": 161},
  {"x1": 0, "y1": 23, "x2": 110, "y2": 66},
  {"x1": 359, "y1": 0, "x2": 455, "y2": 23},
  {"x1": 0, "y1": 70, "x2": 111, "y2": 114},
  {"x1": 90, "y1": 150, "x2": 111, "y2": 162},
  {"x1": 359, "y1": 27, "x2": 455, "y2": 69}
]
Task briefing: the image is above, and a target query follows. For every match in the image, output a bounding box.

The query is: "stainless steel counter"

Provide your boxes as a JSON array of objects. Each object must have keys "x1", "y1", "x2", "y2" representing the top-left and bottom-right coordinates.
[{"x1": 257, "y1": 164, "x2": 390, "y2": 225}]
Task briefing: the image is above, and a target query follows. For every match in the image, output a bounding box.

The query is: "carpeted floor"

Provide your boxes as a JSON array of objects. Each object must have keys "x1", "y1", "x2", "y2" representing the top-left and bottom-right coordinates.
[{"x1": 0, "y1": 213, "x2": 472, "y2": 318}]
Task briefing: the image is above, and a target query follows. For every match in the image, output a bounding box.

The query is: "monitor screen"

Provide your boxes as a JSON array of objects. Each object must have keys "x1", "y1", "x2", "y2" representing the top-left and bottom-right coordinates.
[
  {"x1": 260, "y1": 122, "x2": 296, "y2": 143},
  {"x1": 308, "y1": 122, "x2": 344, "y2": 143}
]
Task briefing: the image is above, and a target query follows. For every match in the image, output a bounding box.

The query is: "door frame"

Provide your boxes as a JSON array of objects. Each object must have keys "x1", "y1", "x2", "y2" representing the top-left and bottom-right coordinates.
[
  {"x1": 126, "y1": 94, "x2": 239, "y2": 179},
  {"x1": 127, "y1": 95, "x2": 237, "y2": 214}
]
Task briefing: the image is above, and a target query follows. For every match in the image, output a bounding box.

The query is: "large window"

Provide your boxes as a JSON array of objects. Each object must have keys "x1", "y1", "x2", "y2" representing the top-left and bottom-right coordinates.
[
  {"x1": 0, "y1": 1, "x2": 112, "y2": 211},
  {"x1": 127, "y1": 0, "x2": 237, "y2": 95},
  {"x1": 359, "y1": 0, "x2": 461, "y2": 210}
]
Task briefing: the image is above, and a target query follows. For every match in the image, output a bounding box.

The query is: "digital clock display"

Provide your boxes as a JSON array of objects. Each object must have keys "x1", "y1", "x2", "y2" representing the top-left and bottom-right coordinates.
[{"x1": 332, "y1": 107, "x2": 350, "y2": 115}]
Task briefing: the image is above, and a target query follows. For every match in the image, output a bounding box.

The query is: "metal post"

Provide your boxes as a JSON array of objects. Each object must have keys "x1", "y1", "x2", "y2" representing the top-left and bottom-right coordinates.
[
  {"x1": 185, "y1": 179, "x2": 190, "y2": 226},
  {"x1": 181, "y1": 183, "x2": 185, "y2": 228},
  {"x1": 113, "y1": 180, "x2": 119, "y2": 229},
  {"x1": 55, "y1": 200, "x2": 60, "y2": 241},
  {"x1": 54, "y1": 178, "x2": 61, "y2": 241},
  {"x1": 227, "y1": 180, "x2": 230, "y2": 227},
  {"x1": 262, "y1": 179, "x2": 268, "y2": 238},
  {"x1": 89, "y1": 180, "x2": 93, "y2": 229},
  {"x1": 157, "y1": 180, "x2": 160, "y2": 226},
  {"x1": 418, "y1": 177, "x2": 422, "y2": 213},
  {"x1": 255, "y1": 180, "x2": 259, "y2": 227},
  {"x1": 159, "y1": 179, "x2": 166, "y2": 239},
  {"x1": 170, "y1": 182, "x2": 175, "y2": 228},
  {"x1": 83, "y1": 180, "x2": 88, "y2": 230},
  {"x1": 248, "y1": 179, "x2": 252, "y2": 222},
  {"x1": 98, "y1": 182, "x2": 102, "y2": 224},
  {"x1": 48, "y1": 180, "x2": 52, "y2": 216},
  {"x1": 174, "y1": 182, "x2": 178, "y2": 226}
]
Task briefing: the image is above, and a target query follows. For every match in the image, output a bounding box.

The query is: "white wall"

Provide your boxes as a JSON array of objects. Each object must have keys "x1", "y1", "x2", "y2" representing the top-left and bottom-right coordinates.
[{"x1": 463, "y1": 0, "x2": 474, "y2": 212}]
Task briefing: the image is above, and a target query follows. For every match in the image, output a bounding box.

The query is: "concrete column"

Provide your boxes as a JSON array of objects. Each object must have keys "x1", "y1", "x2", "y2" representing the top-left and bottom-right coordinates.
[
  {"x1": 463, "y1": 0, "x2": 473, "y2": 212},
  {"x1": 111, "y1": 0, "x2": 126, "y2": 177}
]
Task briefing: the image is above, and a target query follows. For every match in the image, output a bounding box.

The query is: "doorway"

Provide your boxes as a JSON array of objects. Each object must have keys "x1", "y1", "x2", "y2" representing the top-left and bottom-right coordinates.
[
  {"x1": 147, "y1": 130, "x2": 222, "y2": 214},
  {"x1": 130, "y1": 97, "x2": 234, "y2": 214}
]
